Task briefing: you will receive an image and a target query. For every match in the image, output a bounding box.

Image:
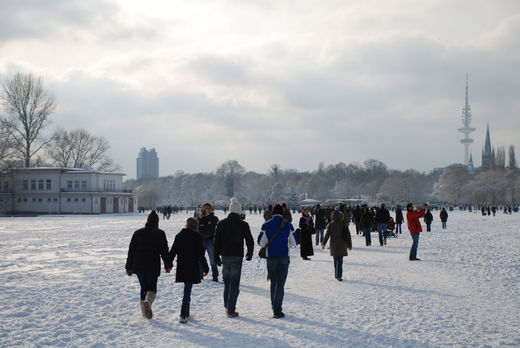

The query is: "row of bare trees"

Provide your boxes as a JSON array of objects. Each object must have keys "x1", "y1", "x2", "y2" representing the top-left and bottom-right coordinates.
[{"x1": 0, "y1": 73, "x2": 118, "y2": 171}]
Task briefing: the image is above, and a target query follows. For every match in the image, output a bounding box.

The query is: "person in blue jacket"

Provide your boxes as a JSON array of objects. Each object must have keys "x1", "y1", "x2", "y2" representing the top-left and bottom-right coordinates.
[{"x1": 258, "y1": 204, "x2": 298, "y2": 318}]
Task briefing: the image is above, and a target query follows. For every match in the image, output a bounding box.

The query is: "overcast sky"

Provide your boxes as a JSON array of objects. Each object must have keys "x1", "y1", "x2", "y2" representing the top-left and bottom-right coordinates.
[{"x1": 1, "y1": 0, "x2": 519, "y2": 179}]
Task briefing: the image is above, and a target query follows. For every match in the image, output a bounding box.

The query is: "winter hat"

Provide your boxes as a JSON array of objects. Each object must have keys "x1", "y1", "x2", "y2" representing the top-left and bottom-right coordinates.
[
  {"x1": 229, "y1": 198, "x2": 242, "y2": 214},
  {"x1": 186, "y1": 217, "x2": 199, "y2": 231},
  {"x1": 272, "y1": 204, "x2": 283, "y2": 215},
  {"x1": 146, "y1": 210, "x2": 159, "y2": 227}
]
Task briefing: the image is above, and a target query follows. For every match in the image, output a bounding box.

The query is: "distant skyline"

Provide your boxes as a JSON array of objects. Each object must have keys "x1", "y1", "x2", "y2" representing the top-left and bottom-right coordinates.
[{"x1": 1, "y1": 1, "x2": 519, "y2": 179}]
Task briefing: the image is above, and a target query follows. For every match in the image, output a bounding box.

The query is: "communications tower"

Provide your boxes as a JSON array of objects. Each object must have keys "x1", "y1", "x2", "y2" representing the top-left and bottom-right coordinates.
[{"x1": 458, "y1": 74, "x2": 476, "y2": 166}]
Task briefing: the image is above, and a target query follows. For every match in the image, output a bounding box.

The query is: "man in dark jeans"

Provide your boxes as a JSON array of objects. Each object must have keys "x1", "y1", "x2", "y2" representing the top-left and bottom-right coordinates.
[
  {"x1": 258, "y1": 204, "x2": 298, "y2": 318},
  {"x1": 214, "y1": 198, "x2": 254, "y2": 318},
  {"x1": 375, "y1": 203, "x2": 390, "y2": 246},
  {"x1": 314, "y1": 204, "x2": 326, "y2": 245},
  {"x1": 198, "y1": 203, "x2": 220, "y2": 281}
]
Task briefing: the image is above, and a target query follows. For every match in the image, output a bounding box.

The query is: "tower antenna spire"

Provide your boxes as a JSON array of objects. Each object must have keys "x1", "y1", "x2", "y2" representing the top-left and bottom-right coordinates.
[{"x1": 458, "y1": 73, "x2": 476, "y2": 165}]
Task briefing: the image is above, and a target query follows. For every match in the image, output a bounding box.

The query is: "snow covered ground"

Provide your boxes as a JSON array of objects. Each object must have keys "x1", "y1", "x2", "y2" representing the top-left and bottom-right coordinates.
[{"x1": 0, "y1": 210, "x2": 519, "y2": 347}]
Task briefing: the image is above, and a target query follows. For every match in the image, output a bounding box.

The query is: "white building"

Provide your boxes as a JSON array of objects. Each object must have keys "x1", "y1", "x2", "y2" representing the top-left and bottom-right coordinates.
[{"x1": 0, "y1": 168, "x2": 137, "y2": 214}]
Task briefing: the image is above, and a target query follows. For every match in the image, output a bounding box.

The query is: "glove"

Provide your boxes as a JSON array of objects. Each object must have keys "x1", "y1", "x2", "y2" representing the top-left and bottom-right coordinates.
[
  {"x1": 126, "y1": 270, "x2": 133, "y2": 276},
  {"x1": 215, "y1": 256, "x2": 222, "y2": 266},
  {"x1": 246, "y1": 254, "x2": 252, "y2": 261},
  {"x1": 321, "y1": 244, "x2": 325, "y2": 249}
]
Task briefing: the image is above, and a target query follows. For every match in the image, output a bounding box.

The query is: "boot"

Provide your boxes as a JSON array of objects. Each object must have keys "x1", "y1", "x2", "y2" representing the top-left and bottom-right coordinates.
[
  {"x1": 143, "y1": 291, "x2": 156, "y2": 319},
  {"x1": 139, "y1": 300, "x2": 147, "y2": 318},
  {"x1": 180, "y1": 303, "x2": 189, "y2": 323}
]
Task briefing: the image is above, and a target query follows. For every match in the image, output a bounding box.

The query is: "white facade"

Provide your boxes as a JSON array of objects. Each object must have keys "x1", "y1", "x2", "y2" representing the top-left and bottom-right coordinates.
[{"x1": 0, "y1": 168, "x2": 137, "y2": 214}]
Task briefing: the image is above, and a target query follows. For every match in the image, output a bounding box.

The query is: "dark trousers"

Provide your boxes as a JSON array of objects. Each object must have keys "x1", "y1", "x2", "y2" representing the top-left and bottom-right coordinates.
[
  {"x1": 362, "y1": 228, "x2": 372, "y2": 246},
  {"x1": 442, "y1": 221, "x2": 447, "y2": 229},
  {"x1": 333, "y1": 256, "x2": 343, "y2": 279},
  {"x1": 377, "y1": 223, "x2": 387, "y2": 245},
  {"x1": 222, "y1": 256, "x2": 243, "y2": 314},
  {"x1": 202, "y1": 239, "x2": 219, "y2": 280},
  {"x1": 136, "y1": 272, "x2": 158, "y2": 300},
  {"x1": 426, "y1": 223, "x2": 431, "y2": 232},
  {"x1": 409, "y1": 233, "x2": 420, "y2": 260},
  {"x1": 267, "y1": 256, "x2": 290, "y2": 314},
  {"x1": 182, "y1": 282, "x2": 193, "y2": 307},
  {"x1": 396, "y1": 223, "x2": 402, "y2": 233}
]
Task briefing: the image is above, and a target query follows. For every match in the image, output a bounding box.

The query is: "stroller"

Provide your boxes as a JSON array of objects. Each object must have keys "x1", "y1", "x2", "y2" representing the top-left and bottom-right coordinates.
[{"x1": 386, "y1": 218, "x2": 398, "y2": 238}]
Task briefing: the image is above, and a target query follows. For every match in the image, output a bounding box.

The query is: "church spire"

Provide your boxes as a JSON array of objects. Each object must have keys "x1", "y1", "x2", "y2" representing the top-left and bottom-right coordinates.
[{"x1": 484, "y1": 123, "x2": 492, "y2": 154}]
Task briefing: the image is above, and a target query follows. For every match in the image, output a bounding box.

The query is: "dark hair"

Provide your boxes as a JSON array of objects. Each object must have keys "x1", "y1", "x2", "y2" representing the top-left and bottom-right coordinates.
[
  {"x1": 406, "y1": 203, "x2": 414, "y2": 211},
  {"x1": 147, "y1": 210, "x2": 159, "y2": 227},
  {"x1": 203, "y1": 203, "x2": 212, "y2": 209},
  {"x1": 273, "y1": 204, "x2": 283, "y2": 215}
]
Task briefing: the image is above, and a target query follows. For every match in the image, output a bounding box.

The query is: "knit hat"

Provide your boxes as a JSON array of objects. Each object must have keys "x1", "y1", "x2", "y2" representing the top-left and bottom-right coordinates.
[
  {"x1": 229, "y1": 198, "x2": 242, "y2": 214},
  {"x1": 186, "y1": 217, "x2": 199, "y2": 231},
  {"x1": 147, "y1": 210, "x2": 159, "y2": 227}
]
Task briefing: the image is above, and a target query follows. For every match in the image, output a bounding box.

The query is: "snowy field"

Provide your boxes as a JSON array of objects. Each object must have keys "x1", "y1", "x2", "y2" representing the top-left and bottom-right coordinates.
[{"x1": 0, "y1": 210, "x2": 519, "y2": 348}]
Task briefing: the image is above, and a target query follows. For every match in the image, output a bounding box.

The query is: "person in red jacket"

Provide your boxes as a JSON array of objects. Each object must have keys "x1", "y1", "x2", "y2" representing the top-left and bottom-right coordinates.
[{"x1": 406, "y1": 203, "x2": 427, "y2": 261}]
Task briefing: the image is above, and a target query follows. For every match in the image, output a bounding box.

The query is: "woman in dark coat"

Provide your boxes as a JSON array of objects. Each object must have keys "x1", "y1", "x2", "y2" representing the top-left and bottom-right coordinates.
[
  {"x1": 359, "y1": 206, "x2": 374, "y2": 246},
  {"x1": 424, "y1": 209, "x2": 433, "y2": 232},
  {"x1": 322, "y1": 210, "x2": 352, "y2": 281},
  {"x1": 395, "y1": 205, "x2": 404, "y2": 234},
  {"x1": 170, "y1": 217, "x2": 209, "y2": 323},
  {"x1": 440, "y1": 208, "x2": 448, "y2": 229},
  {"x1": 126, "y1": 210, "x2": 172, "y2": 319},
  {"x1": 298, "y1": 208, "x2": 315, "y2": 260}
]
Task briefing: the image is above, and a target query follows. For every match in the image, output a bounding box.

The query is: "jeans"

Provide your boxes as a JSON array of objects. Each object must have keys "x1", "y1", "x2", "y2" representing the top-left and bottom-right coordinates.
[
  {"x1": 267, "y1": 256, "x2": 290, "y2": 314},
  {"x1": 315, "y1": 229, "x2": 324, "y2": 245},
  {"x1": 202, "y1": 239, "x2": 219, "y2": 280},
  {"x1": 377, "y1": 223, "x2": 388, "y2": 245},
  {"x1": 222, "y1": 256, "x2": 243, "y2": 313},
  {"x1": 442, "y1": 221, "x2": 447, "y2": 229},
  {"x1": 409, "y1": 233, "x2": 420, "y2": 260},
  {"x1": 362, "y1": 228, "x2": 371, "y2": 246},
  {"x1": 333, "y1": 256, "x2": 343, "y2": 279},
  {"x1": 396, "y1": 223, "x2": 402, "y2": 233},
  {"x1": 182, "y1": 282, "x2": 193, "y2": 307},
  {"x1": 136, "y1": 272, "x2": 158, "y2": 300}
]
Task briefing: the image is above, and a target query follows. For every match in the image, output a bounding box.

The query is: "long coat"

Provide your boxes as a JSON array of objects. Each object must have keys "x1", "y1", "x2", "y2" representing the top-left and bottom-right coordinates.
[
  {"x1": 170, "y1": 228, "x2": 209, "y2": 284},
  {"x1": 126, "y1": 223, "x2": 172, "y2": 276},
  {"x1": 407, "y1": 209, "x2": 425, "y2": 234},
  {"x1": 323, "y1": 211, "x2": 352, "y2": 257},
  {"x1": 298, "y1": 216, "x2": 314, "y2": 257}
]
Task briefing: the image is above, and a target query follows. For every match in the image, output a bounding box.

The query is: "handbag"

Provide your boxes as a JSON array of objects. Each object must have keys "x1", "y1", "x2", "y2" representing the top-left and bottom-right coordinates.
[{"x1": 258, "y1": 219, "x2": 287, "y2": 259}]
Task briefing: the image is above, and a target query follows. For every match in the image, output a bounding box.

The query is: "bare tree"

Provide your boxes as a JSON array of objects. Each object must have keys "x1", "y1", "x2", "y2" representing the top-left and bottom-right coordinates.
[
  {"x1": 0, "y1": 73, "x2": 56, "y2": 167},
  {"x1": 494, "y1": 146, "x2": 506, "y2": 169},
  {"x1": 0, "y1": 125, "x2": 15, "y2": 166},
  {"x1": 216, "y1": 160, "x2": 245, "y2": 198},
  {"x1": 435, "y1": 165, "x2": 473, "y2": 204},
  {"x1": 47, "y1": 128, "x2": 120, "y2": 171}
]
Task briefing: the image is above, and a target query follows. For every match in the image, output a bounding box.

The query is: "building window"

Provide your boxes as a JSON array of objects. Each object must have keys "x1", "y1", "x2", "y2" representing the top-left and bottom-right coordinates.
[
  {"x1": 53, "y1": 198, "x2": 58, "y2": 202},
  {"x1": 3, "y1": 181, "x2": 8, "y2": 191},
  {"x1": 23, "y1": 180, "x2": 28, "y2": 190},
  {"x1": 38, "y1": 180, "x2": 43, "y2": 190},
  {"x1": 74, "y1": 198, "x2": 79, "y2": 202},
  {"x1": 81, "y1": 181, "x2": 87, "y2": 189},
  {"x1": 81, "y1": 198, "x2": 86, "y2": 202},
  {"x1": 67, "y1": 181, "x2": 73, "y2": 189},
  {"x1": 32, "y1": 198, "x2": 36, "y2": 202},
  {"x1": 47, "y1": 198, "x2": 52, "y2": 202},
  {"x1": 67, "y1": 198, "x2": 71, "y2": 202},
  {"x1": 46, "y1": 180, "x2": 51, "y2": 190},
  {"x1": 74, "y1": 181, "x2": 80, "y2": 189},
  {"x1": 31, "y1": 180, "x2": 36, "y2": 190},
  {"x1": 23, "y1": 198, "x2": 27, "y2": 202},
  {"x1": 17, "y1": 198, "x2": 21, "y2": 203},
  {"x1": 38, "y1": 198, "x2": 42, "y2": 202}
]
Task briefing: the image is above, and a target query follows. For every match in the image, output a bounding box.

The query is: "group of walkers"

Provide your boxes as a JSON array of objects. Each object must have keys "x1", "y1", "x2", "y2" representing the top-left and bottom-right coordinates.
[{"x1": 126, "y1": 198, "x2": 450, "y2": 323}]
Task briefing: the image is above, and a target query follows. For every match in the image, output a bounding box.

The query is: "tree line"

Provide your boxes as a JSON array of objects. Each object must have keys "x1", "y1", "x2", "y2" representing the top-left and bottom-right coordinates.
[{"x1": 0, "y1": 73, "x2": 118, "y2": 171}]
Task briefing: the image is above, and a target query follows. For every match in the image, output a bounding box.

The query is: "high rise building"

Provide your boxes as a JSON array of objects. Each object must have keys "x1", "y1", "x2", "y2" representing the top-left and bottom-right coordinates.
[
  {"x1": 458, "y1": 74, "x2": 476, "y2": 166},
  {"x1": 136, "y1": 148, "x2": 159, "y2": 180}
]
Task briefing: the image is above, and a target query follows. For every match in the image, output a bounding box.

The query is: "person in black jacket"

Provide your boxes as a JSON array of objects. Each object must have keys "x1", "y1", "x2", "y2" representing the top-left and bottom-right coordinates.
[
  {"x1": 352, "y1": 205, "x2": 362, "y2": 235},
  {"x1": 198, "y1": 203, "x2": 220, "y2": 281},
  {"x1": 375, "y1": 203, "x2": 390, "y2": 246},
  {"x1": 440, "y1": 207, "x2": 448, "y2": 229},
  {"x1": 395, "y1": 205, "x2": 404, "y2": 234},
  {"x1": 298, "y1": 208, "x2": 315, "y2": 260},
  {"x1": 314, "y1": 204, "x2": 327, "y2": 245},
  {"x1": 424, "y1": 209, "x2": 433, "y2": 232},
  {"x1": 126, "y1": 210, "x2": 172, "y2": 319},
  {"x1": 359, "y1": 206, "x2": 374, "y2": 246},
  {"x1": 170, "y1": 217, "x2": 209, "y2": 323},
  {"x1": 214, "y1": 198, "x2": 254, "y2": 318}
]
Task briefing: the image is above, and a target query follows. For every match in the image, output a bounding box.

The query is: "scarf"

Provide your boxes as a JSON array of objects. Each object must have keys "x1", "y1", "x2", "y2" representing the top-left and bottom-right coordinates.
[{"x1": 303, "y1": 215, "x2": 311, "y2": 225}]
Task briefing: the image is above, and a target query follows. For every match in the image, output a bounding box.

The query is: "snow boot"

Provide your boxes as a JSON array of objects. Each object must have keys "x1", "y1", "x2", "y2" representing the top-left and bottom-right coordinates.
[
  {"x1": 139, "y1": 300, "x2": 147, "y2": 318},
  {"x1": 180, "y1": 304, "x2": 189, "y2": 323},
  {"x1": 143, "y1": 291, "x2": 156, "y2": 319}
]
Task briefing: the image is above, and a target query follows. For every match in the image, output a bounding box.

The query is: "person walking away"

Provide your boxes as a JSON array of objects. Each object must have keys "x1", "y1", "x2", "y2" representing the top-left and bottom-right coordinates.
[
  {"x1": 263, "y1": 204, "x2": 273, "y2": 222},
  {"x1": 198, "y1": 203, "x2": 220, "y2": 281},
  {"x1": 125, "y1": 210, "x2": 172, "y2": 319},
  {"x1": 214, "y1": 198, "x2": 254, "y2": 318},
  {"x1": 314, "y1": 204, "x2": 327, "y2": 245},
  {"x1": 281, "y1": 203, "x2": 293, "y2": 222},
  {"x1": 322, "y1": 209, "x2": 352, "y2": 281},
  {"x1": 424, "y1": 209, "x2": 433, "y2": 232},
  {"x1": 359, "y1": 206, "x2": 373, "y2": 246},
  {"x1": 375, "y1": 203, "x2": 390, "y2": 246},
  {"x1": 258, "y1": 204, "x2": 297, "y2": 318},
  {"x1": 440, "y1": 207, "x2": 448, "y2": 229},
  {"x1": 169, "y1": 218, "x2": 209, "y2": 323},
  {"x1": 406, "y1": 203, "x2": 427, "y2": 261},
  {"x1": 298, "y1": 208, "x2": 315, "y2": 260},
  {"x1": 352, "y1": 205, "x2": 362, "y2": 235},
  {"x1": 395, "y1": 205, "x2": 404, "y2": 234}
]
